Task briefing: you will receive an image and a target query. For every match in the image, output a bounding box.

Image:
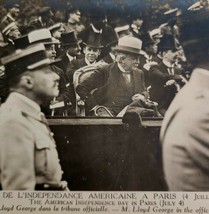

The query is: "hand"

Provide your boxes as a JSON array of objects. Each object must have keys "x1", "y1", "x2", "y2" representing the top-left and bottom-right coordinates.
[
  {"x1": 90, "y1": 105, "x2": 113, "y2": 117},
  {"x1": 132, "y1": 94, "x2": 145, "y2": 102},
  {"x1": 164, "y1": 79, "x2": 176, "y2": 87}
]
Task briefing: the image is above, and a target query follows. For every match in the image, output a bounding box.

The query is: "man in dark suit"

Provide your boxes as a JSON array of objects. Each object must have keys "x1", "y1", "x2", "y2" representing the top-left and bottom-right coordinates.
[
  {"x1": 149, "y1": 34, "x2": 185, "y2": 116},
  {"x1": 76, "y1": 36, "x2": 148, "y2": 116},
  {"x1": 56, "y1": 31, "x2": 82, "y2": 79}
]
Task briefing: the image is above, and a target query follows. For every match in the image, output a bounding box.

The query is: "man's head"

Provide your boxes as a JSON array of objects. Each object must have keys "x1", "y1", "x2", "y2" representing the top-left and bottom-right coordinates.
[
  {"x1": 1, "y1": 43, "x2": 59, "y2": 104},
  {"x1": 8, "y1": 4, "x2": 20, "y2": 18},
  {"x1": 157, "y1": 34, "x2": 178, "y2": 63},
  {"x1": 48, "y1": 23, "x2": 65, "y2": 40},
  {"x1": 1, "y1": 22, "x2": 21, "y2": 41},
  {"x1": 14, "y1": 29, "x2": 60, "y2": 62},
  {"x1": 66, "y1": 6, "x2": 81, "y2": 23},
  {"x1": 113, "y1": 36, "x2": 143, "y2": 70},
  {"x1": 60, "y1": 31, "x2": 82, "y2": 57},
  {"x1": 83, "y1": 46, "x2": 101, "y2": 63},
  {"x1": 83, "y1": 31, "x2": 103, "y2": 63}
]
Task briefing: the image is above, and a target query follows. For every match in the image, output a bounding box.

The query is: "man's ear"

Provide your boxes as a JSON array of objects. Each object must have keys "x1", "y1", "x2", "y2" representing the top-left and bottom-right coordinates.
[
  {"x1": 98, "y1": 49, "x2": 101, "y2": 55},
  {"x1": 19, "y1": 74, "x2": 34, "y2": 89}
]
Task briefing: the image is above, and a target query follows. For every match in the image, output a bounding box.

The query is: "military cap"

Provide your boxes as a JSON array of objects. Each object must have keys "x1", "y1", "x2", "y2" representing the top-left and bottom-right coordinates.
[
  {"x1": 14, "y1": 29, "x2": 59, "y2": 49},
  {"x1": 114, "y1": 25, "x2": 131, "y2": 38},
  {"x1": 48, "y1": 23, "x2": 63, "y2": 35},
  {"x1": 112, "y1": 36, "x2": 143, "y2": 55},
  {"x1": 1, "y1": 43, "x2": 54, "y2": 79}
]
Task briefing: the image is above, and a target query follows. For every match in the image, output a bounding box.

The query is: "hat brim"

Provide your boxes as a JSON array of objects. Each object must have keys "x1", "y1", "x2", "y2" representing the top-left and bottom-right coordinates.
[
  {"x1": 83, "y1": 42, "x2": 103, "y2": 49},
  {"x1": 112, "y1": 46, "x2": 143, "y2": 55},
  {"x1": 27, "y1": 58, "x2": 61, "y2": 70}
]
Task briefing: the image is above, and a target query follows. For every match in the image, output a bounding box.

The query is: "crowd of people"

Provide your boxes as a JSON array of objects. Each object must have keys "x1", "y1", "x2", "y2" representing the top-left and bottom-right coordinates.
[
  {"x1": 1, "y1": 0, "x2": 209, "y2": 191},
  {"x1": 0, "y1": 1, "x2": 194, "y2": 117}
]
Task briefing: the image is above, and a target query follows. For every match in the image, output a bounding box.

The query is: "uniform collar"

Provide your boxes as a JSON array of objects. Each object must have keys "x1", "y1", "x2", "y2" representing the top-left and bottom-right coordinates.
[{"x1": 5, "y1": 92, "x2": 43, "y2": 122}]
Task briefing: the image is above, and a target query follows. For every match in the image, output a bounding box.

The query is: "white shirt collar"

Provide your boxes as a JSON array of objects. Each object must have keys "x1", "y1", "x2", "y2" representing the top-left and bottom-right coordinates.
[
  {"x1": 12, "y1": 92, "x2": 41, "y2": 112},
  {"x1": 163, "y1": 59, "x2": 174, "y2": 68},
  {"x1": 109, "y1": 52, "x2": 116, "y2": 61},
  {"x1": 66, "y1": 53, "x2": 74, "y2": 62}
]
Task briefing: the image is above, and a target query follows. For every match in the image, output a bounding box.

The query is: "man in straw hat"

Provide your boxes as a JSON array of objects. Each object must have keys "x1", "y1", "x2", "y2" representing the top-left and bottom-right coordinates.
[
  {"x1": 0, "y1": 43, "x2": 68, "y2": 190},
  {"x1": 161, "y1": 8, "x2": 209, "y2": 190},
  {"x1": 76, "y1": 36, "x2": 148, "y2": 116},
  {"x1": 14, "y1": 29, "x2": 73, "y2": 115}
]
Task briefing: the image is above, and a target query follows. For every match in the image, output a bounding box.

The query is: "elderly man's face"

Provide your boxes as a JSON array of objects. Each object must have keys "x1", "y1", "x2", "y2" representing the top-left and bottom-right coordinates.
[
  {"x1": 123, "y1": 54, "x2": 140, "y2": 71},
  {"x1": 83, "y1": 46, "x2": 101, "y2": 63}
]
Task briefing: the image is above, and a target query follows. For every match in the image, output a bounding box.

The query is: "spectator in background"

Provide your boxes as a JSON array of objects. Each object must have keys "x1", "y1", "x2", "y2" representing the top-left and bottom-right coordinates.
[
  {"x1": 14, "y1": 29, "x2": 73, "y2": 115},
  {"x1": 1, "y1": 4, "x2": 20, "y2": 25},
  {"x1": 64, "y1": 5, "x2": 84, "y2": 35},
  {"x1": 57, "y1": 31, "x2": 82, "y2": 79},
  {"x1": 149, "y1": 34, "x2": 185, "y2": 116}
]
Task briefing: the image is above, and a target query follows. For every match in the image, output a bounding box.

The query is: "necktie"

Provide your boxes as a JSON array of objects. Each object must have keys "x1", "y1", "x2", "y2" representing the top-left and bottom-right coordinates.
[{"x1": 168, "y1": 67, "x2": 174, "y2": 75}]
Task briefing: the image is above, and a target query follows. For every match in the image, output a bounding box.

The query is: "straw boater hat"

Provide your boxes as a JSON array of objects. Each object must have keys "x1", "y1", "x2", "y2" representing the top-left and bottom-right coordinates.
[
  {"x1": 14, "y1": 29, "x2": 60, "y2": 49},
  {"x1": 1, "y1": 43, "x2": 56, "y2": 79},
  {"x1": 112, "y1": 36, "x2": 143, "y2": 55}
]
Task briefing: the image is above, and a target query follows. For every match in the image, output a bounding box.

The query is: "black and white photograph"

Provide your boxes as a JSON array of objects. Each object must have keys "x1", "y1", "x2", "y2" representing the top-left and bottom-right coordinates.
[{"x1": 0, "y1": 0, "x2": 209, "y2": 195}]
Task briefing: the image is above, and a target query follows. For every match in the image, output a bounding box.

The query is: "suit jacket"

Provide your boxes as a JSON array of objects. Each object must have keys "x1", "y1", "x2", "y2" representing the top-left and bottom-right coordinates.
[
  {"x1": 66, "y1": 58, "x2": 87, "y2": 84},
  {"x1": 0, "y1": 92, "x2": 63, "y2": 190},
  {"x1": 161, "y1": 68, "x2": 209, "y2": 190},
  {"x1": 149, "y1": 61, "x2": 184, "y2": 115},
  {"x1": 76, "y1": 62, "x2": 147, "y2": 112}
]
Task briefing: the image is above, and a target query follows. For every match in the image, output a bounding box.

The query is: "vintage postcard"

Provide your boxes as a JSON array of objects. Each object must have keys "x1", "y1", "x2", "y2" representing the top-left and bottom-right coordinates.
[{"x1": 0, "y1": 0, "x2": 208, "y2": 213}]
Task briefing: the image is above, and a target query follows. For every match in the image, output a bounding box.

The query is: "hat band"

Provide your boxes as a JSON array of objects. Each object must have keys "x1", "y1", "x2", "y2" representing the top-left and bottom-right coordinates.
[
  {"x1": 5, "y1": 51, "x2": 48, "y2": 78},
  {"x1": 115, "y1": 45, "x2": 141, "y2": 54}
]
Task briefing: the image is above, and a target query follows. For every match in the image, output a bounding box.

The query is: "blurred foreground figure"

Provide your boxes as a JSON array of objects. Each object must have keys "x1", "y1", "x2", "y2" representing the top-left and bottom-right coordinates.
[
  {"x1": 0, "y1": 44, "x2": 68, "y2": 190},
  {"x1": 161, "y1": 8, "x2": 209, "y2": 190}
]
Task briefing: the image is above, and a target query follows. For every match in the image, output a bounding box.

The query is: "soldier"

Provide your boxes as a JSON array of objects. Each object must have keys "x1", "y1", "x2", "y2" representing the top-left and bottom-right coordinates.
[{"x1": 0, "y1": 43, "x2": 68, "y2": 190}]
